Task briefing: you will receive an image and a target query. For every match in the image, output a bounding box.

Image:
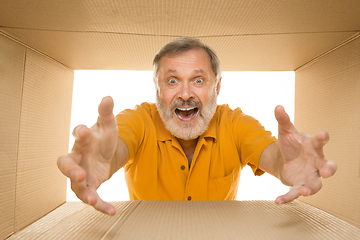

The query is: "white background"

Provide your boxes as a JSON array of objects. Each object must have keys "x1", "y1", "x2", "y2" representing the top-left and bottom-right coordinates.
[{"x1": 67, "y1": 70, "x2": 295, "y2": 202}]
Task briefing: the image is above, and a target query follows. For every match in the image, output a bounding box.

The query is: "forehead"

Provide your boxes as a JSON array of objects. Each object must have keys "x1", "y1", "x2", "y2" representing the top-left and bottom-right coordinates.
[{"x1": 158, "y1": 49, "x2": 213, "y2": 74}]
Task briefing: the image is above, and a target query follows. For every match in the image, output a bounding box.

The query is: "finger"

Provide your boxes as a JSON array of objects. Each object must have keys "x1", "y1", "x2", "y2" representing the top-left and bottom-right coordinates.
[
  {"x1": 311, "y1": 129, "x2": 330, "y2": 150},
  {"x1": 72, "y1": 124, "x2": 88, "y2": 139},
  {"x1": 71, "y1": 180, "x2": 95, "y2": 206},
  {"x1": 57, "y1": 154, "x2": 86, "y2": 182},
  {"x1": 275, "y1": 175, "x2": 322, "y2": 204},
  {"x1": 275, "y1": 185, "x2": 302, "y2": 204},
  {"x1": 318, "y1": 160, "x2": 337, "y2": 178},
  {"x1": 97, "y1": 96, "x2": 116, "y2": 128},
  {"x1": 300, "y1": 174, "x2": 323, "y2": 197},
  {"x1": 71, "y1": 125, "x2": 93, "y2": 153},
  {"x1": 308, "y1": 130, "x2": 336, "y2": 178},
  {"x1": 91, "y1": 192, "x2": 117, "y2": 216},
  {"x1": 275, "y1": 105, "x2": 296, "y2": 133},
  {"x1": 71, "y1": 181, "x2": 116, "y2": 216},
  {"x1": 97, "y1": 96, "x2": 118, "y2": 159}
]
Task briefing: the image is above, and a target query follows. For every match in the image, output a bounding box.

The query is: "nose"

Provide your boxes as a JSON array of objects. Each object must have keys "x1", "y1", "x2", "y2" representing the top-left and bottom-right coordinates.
[{"x1": 178, "y1": 81, "x2": 193, "y2": 101}]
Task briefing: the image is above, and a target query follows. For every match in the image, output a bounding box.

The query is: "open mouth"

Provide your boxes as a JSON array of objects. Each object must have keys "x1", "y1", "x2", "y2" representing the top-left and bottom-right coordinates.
[{"x1": 175, "y1": 107, "x2": 199, "y2": 121}]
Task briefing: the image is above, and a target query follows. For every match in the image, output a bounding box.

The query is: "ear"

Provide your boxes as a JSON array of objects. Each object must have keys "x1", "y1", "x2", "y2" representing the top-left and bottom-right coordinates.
[{"x1": 216, "y1": 77, "x2": 222, "y2": 96}]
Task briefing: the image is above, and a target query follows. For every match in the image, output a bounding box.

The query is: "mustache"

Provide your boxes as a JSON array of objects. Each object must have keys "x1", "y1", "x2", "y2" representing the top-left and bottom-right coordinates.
[{"x1": 170, "y1": 99, "x2": 203, "y2": 110}]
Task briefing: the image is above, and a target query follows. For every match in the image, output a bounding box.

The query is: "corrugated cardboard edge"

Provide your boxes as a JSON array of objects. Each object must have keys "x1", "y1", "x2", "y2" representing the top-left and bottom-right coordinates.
[
  {"x1": 101, "y1": 201, "x2": 142, "y2": 240},
  {"x1": 8, "y1": 201, "x2": 360, "y2": 240},
  {"x1": 0, "y1": 30, "x2": 71, "y2": 69},
  {"x1": 295, "y1": 32, "x2": 360, "y2": 72},
  {"x1": 7, "y1": 201, "x2": 141, "y2": 239},
  {"x1": 110, "y1": 201, "x2": 360, "y2": 240}
]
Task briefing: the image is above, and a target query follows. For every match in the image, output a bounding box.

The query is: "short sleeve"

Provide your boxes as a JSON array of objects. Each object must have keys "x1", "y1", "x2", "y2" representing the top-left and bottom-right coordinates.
[
  {"x1": 116, "y1": 104, "x2": 149, "y2": 162},
  {"x1": 232, "y1": 109, "x2": 277, "y2": 176}
]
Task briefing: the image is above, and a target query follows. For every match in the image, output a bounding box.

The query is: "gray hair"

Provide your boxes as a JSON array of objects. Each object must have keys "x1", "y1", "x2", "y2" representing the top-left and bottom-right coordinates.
[{"x1": 153, "y1": 37, "x2": 222, "y2": 84}]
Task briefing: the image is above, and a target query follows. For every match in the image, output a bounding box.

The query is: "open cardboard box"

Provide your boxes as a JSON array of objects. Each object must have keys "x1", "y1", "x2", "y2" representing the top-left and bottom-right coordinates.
[
  {"x1": 5, "y1": 201, "x2": 360, "y2": 239},
  {"x1": 1, "y1": 0, "x2": 360, "y2": 239}
]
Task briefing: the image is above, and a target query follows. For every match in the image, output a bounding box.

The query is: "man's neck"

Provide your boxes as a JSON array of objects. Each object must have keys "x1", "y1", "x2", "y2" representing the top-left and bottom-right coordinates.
[{"x1": 178, "y1": 137, "x2": 199, "y2": 168}]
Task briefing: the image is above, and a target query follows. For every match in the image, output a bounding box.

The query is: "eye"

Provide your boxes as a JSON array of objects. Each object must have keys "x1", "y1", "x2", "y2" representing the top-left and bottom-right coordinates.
[
  {"x1": 194, "y1": 78, "x2": 204, "y2": 84},
  {"x1": 168, "y1": 78, "x2": 177, "y2": 84}
]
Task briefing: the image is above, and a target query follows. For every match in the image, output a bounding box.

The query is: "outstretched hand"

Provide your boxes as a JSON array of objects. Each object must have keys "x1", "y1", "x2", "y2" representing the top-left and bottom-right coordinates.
[
  {"x1": 274, "y1": 106, "x2": 337, "y2": 204},
  {"x1": 57, "y1": 96, "x2": 119, "y2": 215}
]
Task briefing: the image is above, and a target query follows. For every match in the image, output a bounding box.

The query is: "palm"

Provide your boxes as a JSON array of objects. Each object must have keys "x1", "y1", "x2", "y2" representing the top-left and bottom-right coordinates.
[
  {"x1": 73, "y1": 123, "x2": 116, "y2": 189},
  {"x1": 274, "y1": 106, "x2": 336, "y2": 203},
  {"x1": 58, "y1": 96, "x2": 118, "y2": 215},
  {"x1": 72, "y1": 129, "x2": 110, "y2": 190}
]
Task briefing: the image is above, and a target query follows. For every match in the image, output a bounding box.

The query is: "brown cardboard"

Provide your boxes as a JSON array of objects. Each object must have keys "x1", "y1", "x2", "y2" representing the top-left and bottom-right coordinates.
[
  {"x1": 8, "y1": 201, "x2": 141, "y2": 240},
  {"x1": 0, "y1": 34, "x2": 25, "y2": 240},
  {"x1": 1, "y1": 0, "x2": 360, "y2": 238},
  {"x1": 0, "y1": 31, "x2": 74, "y2": 238},
  {"x1": 0, "y1": 0, "x2": 359, "y2": 71},
  {"x1": 14, "y1": 48, "x2": 74, "y2": 231},
  {"x1": 8, "y1": 201, "x2": 360, "y2": 239},
  {"x1": 0, "y1": 29, "x2": 356, "y2": 72},
  {"x1": 295, "y1": 34, "x2": 360, "y2": 228}
]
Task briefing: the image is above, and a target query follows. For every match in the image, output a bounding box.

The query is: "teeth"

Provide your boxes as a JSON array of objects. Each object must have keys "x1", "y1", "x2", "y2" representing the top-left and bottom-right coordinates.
[{"x1": 176, "y1": 107, "x2": 196, "y2": 111}]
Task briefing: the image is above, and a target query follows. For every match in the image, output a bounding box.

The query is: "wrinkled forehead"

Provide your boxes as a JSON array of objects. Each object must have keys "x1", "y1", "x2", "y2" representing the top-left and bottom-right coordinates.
[{"x1": 156, "y1": 49, "x2": 213, "y2": 75}]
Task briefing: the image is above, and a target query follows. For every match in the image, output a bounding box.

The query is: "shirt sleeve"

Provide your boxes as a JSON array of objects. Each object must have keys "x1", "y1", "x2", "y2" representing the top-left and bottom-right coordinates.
[
  {"x1": 232, "y1": 109, "x2": 277, "y2": 176},
  {"x1": 115, "y1": 104, "x2": 149, "y2": 163}
]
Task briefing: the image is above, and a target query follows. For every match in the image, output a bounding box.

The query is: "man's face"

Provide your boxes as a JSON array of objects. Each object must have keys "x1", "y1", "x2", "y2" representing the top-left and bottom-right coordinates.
[{"x1": 155, "y1": 49, "x2": 221, "y2": 140}]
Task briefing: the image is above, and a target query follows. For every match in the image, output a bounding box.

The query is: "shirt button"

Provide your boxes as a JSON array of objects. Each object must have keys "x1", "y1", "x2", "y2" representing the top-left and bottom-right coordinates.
[
  {"x1": 181, "y1": 165, "x2": 185, "y2": 170},
  {"x1": 187, "y1": 196, "x2": 192, "y2": 201}
]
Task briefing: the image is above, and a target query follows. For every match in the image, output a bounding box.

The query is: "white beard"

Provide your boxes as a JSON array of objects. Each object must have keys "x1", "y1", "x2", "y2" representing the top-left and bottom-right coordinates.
[{"x1": 156, "y1": 88, "x2": 218, "y2": 140}]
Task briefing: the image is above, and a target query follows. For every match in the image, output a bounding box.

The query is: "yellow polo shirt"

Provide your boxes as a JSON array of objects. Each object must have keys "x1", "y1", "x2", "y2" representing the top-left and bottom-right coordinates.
[{"x1": 116, "y1": 103, "x2": 276, "y2": 201}]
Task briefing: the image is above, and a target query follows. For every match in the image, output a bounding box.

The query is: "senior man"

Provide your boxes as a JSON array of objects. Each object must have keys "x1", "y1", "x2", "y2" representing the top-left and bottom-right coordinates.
[{"x1": 57, "y1": 37, "x2": 337, "y2": 216}]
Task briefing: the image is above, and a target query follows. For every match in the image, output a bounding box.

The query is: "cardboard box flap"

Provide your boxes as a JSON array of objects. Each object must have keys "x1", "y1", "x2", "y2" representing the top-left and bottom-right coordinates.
[
  {"x1": 1, "y1": 0, "x2": 360, "y2": 71},
  {"x1": 0, "y1": 33, "x2": 25, "y2": 240},
  {"x1": 8, "y1": 201, "x2": 141, "y2": 240},
  {"x1": 9, "y1": 201, "x2": 360, "y2": 240},
  {"x1": 295, "y1": 35, "x2": 360, "y2": 228}
]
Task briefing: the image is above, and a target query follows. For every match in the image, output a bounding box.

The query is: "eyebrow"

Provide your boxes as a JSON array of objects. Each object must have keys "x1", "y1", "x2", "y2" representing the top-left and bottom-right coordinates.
[
  {"x1": 193, "y1": 69, "x2": 205, "y2": 74},
  {"x1": 166, "y1": 69, "x2": 205, "y2": 74}
]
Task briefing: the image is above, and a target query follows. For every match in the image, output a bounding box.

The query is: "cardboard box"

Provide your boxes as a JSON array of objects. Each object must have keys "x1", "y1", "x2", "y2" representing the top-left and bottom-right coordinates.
[
  {"x1": 295, "y1": 34, "x2": 360, "y2": 228},
  {"x1": 0, "y1": 33, "x2": 73, "y2": 239},
  {"x1": 0, "y1": 0, "x2": 360, "y2": 239},
  {"x1": 7, "y1": 201, "x2": 360, "y2": 239}
]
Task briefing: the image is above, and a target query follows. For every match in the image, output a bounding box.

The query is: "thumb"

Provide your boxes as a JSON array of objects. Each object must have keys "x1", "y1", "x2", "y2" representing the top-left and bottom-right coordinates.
[
  {"x1": 97, "y1": 96, "x2": 115, "y2": 127},
  {"x1": 275, "y1": 105, "x2": 295, "y2": 133},
  {"x1": 97, "y1": 96, "x2": 118, "y2": 159}
]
